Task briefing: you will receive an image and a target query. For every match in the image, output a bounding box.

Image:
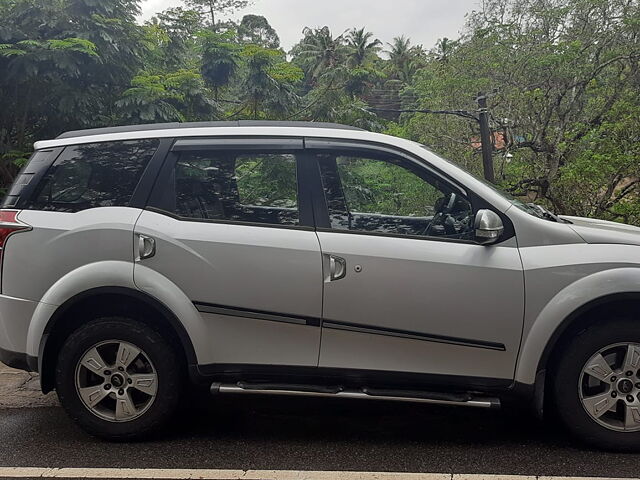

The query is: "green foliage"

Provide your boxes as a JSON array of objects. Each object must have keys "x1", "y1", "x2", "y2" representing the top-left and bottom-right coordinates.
[
  {"x1": 291, "y1": 27, "x2": 350, "y2": 84},
  {"x1": 238, "y1": 45, "x2": 302, "y2": 119},
  {"x1": 236, "y1": 154, "x2": 297, "y2": 207},
  {"x1": 184, "y1": 0, "x2": 252, "y2": 29},
  {"x1": 1, "y1": 0, "x2": 639, "y2": 226},
  {"x1": 386, "y1": 36, "x2": 426, "y2": 83},
  {"x1": 117, "y1": 69, "x2": 217, "y2": 123},
  {"x1": 338, "y1": 157, "x2": 441, "y2": 216},
  {"x1": 415, "y1": 0, "x2": 640, "y2": 220},
  {"x1": 238, "y1": 14, "x2": 280, "y2": 48},
  {"x1": 346, "y1": 28, "x2": 382, "y2": 67},
  {"x1": 199, "y1": 30, "x2": 241, "y2": 95},
  {"x1": 144, "y1": 7, "x2": 203, "y2": 70}
]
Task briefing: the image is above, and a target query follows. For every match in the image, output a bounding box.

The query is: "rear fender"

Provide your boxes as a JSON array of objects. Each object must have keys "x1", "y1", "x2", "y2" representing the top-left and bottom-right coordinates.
[{"x1": 26, "y1": 260, "x2": 135, "y2": 358}]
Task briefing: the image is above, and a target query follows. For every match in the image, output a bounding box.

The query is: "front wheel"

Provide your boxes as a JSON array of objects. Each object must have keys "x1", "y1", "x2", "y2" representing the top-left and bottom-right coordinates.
[
  {"x1": 553, "y1": 317, "x2": 640, "y2": 451},
  {"x1": 55, "y1": 317, "x2": 182, "y2": 440}
]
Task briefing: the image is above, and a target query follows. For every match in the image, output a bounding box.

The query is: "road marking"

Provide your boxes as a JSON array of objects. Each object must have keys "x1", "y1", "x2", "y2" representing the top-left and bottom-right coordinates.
[{"x1": 0, "y1": 470, "x2": 632, "y2": 480}]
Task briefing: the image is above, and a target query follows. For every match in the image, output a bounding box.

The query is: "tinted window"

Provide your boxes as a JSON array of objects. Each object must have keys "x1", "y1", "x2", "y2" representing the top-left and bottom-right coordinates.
[
  {"x1": 27, "y1": 140, "x2": 158, "y2": 212},
  {"x1": 318, "y1": 152, "x2": 474, "y2": 239},
  {"x1": 174, "y1": 150, "x2": 299, "y2": 226}
]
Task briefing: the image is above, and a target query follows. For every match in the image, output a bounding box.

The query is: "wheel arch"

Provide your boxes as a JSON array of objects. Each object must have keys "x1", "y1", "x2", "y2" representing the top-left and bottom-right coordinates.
[
  {"x1": 38, "y1": 286, "x2": 198, "y2": 393},
  {"x1": 516, "y1": 267, "x2": 640, "y2": 388},
  {"x1": 538, "y1": 292, "x2": 640, "y2": 378}
]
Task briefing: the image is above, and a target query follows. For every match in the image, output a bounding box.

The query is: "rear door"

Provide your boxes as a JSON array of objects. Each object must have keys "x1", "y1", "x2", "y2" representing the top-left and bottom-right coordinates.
[
  {"x1": 307, "y1": 140, "x2": 524, "y2": 385},
  {"x1": 134, "y1": 137, "x2": 323, "y2": 368}
]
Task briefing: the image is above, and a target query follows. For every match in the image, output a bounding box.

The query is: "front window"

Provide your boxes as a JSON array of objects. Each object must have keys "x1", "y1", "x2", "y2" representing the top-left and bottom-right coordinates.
[
  {"x1": 317, "y1": 151, "x2": 474, "y2": 240},
  {"x1": 420, "y1": 144, "x2": 563, "y2": 222}
]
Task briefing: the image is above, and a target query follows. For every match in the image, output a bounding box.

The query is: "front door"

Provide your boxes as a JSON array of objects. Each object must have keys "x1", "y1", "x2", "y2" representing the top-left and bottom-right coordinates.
[
  {"x1": 310, "y1": 143, "x2": 524, "y2": 385},
  {"x1": 134, "y1": 138, "x2": 323, "y2": 368}
]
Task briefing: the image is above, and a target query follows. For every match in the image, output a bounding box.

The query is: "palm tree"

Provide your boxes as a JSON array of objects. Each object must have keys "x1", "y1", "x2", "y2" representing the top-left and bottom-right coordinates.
[
  {"x1": 386, "y1": 36, "x2": 423, "y2": 83},
  {"x1": 435, "y1": 37, "x2": 457, "y2": 63},
  {"x1": 387, "y1": 36, "x2": 411, "y2": 71},
  {"x1": 293, "y1": 26, "x2": 349, "y2": 83},
  {"x1": 346, "y1": 28, "x2": 381, "y2": 67}
]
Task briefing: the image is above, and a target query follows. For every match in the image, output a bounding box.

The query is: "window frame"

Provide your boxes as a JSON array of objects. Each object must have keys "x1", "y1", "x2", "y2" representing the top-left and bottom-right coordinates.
[
  {"x1": 4, "y1": 147, "x2": 64, "y2": 209},
  {"x1": 23, "y1": 139, "x2": 163, "y2": 213},
  {"x1": 145, "y1": 136, "x2": 315, "y2": 231},
  {"x1": 304, "y1": 137, "x2": 515, "y2": 245}
]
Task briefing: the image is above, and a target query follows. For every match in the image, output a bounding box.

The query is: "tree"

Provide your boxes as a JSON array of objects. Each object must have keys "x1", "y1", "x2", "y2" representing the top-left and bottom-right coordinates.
[
  {"x1": 385, "y1": 36, "x2": 427, "y2": 84},
  {"x1": 403, "y1": 0, "x2": 640, "y2": 221},
  {"x1": 239, "y1": 45, "x2": 302, "y2": 119},
  {"x1": 434, "y1": 37, "x2": 457, "y2": 64},
  {"x1": 2, "y1": 0, "x2": 640, "y2": 228},
  {"x1": 183, "y1": 0, "x2": 252, "y2": 30},
  {"x1": 145, "y1": 7, "x2": 204, "y2": 70},
  {"x1": 291, "y1": 27, "x2": 349, "y2": 84},
  {"x1": 238, "y1": 15, "x2": 280, "y2": 48},
  {"x1": 116, "y1": 70, "x2": 217, "y2": 123},
  {"x1": 0, "y1": 0, "x2": 146, "y2": 152},
  {"x1": 199, "y1": 30, "x2": 242, "y2": 100},
  {"x1": 346, "y1": 28, "x2": 381, "y2": 67}
]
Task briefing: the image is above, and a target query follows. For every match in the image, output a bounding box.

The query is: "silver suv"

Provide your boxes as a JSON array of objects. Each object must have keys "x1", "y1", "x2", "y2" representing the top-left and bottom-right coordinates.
[{"x1": 1, "y1": 121, "x2": 640, "y2": 449}]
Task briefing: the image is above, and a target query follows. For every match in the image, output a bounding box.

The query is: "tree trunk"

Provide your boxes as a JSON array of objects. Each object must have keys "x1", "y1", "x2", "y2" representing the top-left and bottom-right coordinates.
[{"x1": 209, "y1": 0, "x2": 216, "y2": 31}]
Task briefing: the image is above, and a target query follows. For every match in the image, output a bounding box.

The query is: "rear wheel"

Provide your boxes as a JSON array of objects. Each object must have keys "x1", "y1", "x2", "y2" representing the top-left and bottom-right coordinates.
[
  {"x1": 553, "y1": 317, "x2": 640, "y2": 451},
  {"x1": 55, "y1": 317, "x2": 182, "y2": 440}
]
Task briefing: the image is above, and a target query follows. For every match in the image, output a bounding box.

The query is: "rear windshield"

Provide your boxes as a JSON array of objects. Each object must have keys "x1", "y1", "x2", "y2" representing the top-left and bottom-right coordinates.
[{"x1": 25, "y1": 139, "x2": 158, "y2": 213}]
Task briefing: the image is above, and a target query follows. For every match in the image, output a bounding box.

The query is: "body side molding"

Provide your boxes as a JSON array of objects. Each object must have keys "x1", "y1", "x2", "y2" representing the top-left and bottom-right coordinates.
[
  {"x1": 194, "y1": 302, "x2": 321, "y2": 327},
  {"x1": 193, "y1": 301, "x2": 506, "y2": 351},
  {"x1": 323, "y1": 320, "x2": 506, "y2": 351}
]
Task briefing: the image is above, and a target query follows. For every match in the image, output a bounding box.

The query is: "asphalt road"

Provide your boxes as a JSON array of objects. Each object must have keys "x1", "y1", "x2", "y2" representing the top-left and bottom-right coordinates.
[{"x1": 1, "y1": 392, "x2": 639, "y2": 478}]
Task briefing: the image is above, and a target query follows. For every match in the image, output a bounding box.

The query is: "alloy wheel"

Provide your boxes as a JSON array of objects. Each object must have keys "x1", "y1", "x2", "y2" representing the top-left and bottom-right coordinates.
[
  {"x1": 74, "y1": 340, "x2": 158, "y2": 423},
  {"x1": 579, "y1": 342, "x2": 640, "y2": 432}
]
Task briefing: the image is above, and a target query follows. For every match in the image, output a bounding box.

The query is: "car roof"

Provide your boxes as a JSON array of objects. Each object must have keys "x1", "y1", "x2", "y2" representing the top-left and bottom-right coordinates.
[
  {"x1": 55, "y1": 121, "x2": 364, "y2": 140},
  {"x1": 34, "y1": 121, "x2": 370, "y2": 151}
]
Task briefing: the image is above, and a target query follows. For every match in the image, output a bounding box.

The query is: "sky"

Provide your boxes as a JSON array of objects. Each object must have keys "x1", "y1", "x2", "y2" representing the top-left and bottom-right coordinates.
[{"x1": 139, "y1": 0, "x2": 480, "y2": 51}]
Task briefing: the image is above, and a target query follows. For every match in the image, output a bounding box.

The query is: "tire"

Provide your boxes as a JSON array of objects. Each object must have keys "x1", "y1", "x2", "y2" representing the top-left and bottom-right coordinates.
[
  {"x1": 55, "y1": 317, "x2": 183, "y2": 440},
  {"x1": 553, "y1": 317, "x2": 640, "y2": 451}
]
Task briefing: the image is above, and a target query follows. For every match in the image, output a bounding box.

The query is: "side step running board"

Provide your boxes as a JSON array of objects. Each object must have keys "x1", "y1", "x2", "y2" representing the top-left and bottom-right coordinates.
[{"x1": 210, "y1": 382, "x2": 500, "y2": 409}]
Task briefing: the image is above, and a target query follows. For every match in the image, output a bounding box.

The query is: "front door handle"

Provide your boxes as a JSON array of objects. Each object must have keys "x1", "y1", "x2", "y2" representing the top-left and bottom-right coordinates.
[
  {"x1": 327, "y1": 255, "x2": 346, "y2": 282},
  {"x1": 136, "y1": 234, "x2": 156, "y2": 261}
]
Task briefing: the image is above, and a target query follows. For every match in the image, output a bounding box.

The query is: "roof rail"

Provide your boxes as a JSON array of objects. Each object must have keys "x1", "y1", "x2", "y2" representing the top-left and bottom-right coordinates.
[{"x1": 56, "y1": 121, "x2": 365, "y2": 139}]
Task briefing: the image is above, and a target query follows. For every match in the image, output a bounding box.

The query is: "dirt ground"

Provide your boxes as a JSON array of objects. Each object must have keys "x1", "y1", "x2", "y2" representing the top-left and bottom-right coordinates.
[{"x1": 0, "y1": 362, "x2": 58, "y2": 408}]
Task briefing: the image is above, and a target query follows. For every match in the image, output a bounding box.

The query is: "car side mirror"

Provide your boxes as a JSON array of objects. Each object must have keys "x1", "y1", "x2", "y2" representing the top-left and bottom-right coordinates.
[{"x1": 474, "y1": 210, "x2": 504, "y2": 245}]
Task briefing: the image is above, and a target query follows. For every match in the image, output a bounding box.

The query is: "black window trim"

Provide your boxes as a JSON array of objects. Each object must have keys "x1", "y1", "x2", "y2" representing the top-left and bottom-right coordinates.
[
  {"x1": 4, "y1": 147, "x2": 64, "y2": 209},
  {"x1": 304, "y1": 137, "x2": 469, "y2": 196},
  {"x1": 172, "y1": 137, "x2": 304, "y2": 152},
  {"x1": 145, "y1": 206, "x2": 316, "y2": 232},
  {"x1": 146, "y1": 137, "x2": 315, "y2": 230},
  {"x1": 303, "y1": 136, "x2": 516, "y2": 245},
  {"x1": 23, "y1": 139, "x2": 161, "y2": 213},
  {"x1": 130, "y1": 138, "x2": 175, "y2": 209}
]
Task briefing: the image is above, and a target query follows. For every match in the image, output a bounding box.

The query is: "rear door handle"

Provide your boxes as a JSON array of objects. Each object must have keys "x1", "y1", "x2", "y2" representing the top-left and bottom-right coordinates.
[
  {"x1": 136, "y1": 234, "x2": 156, "y2": 261},
  {"x1": 326, "y1": 254, "x2": 346, "y2": 282}
]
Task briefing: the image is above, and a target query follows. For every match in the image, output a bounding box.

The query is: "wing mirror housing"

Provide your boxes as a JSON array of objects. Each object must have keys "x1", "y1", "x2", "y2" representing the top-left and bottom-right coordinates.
[{"x1": 475, "y1": 210, "x2": 504, "y2": 245}]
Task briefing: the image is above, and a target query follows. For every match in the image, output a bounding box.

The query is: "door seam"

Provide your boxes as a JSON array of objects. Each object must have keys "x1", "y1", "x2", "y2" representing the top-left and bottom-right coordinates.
[{"x1": 315, "y1": 230, "x2": 325, "y2": 367}]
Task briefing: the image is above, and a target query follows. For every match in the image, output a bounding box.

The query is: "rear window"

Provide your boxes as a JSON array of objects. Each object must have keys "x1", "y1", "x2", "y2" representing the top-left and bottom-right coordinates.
[
  {"x1": 25, "y1": 140, "x2": 158, "y2": 212},
  {"x1": 173, "y1": 150, "x2": 299, "y2": 226}
]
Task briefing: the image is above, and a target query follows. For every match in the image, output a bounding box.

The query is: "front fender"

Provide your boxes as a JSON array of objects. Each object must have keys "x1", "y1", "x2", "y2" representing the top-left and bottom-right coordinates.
[{"x1": 515, "y1": 267, "x2": 640, "y2": 385}]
